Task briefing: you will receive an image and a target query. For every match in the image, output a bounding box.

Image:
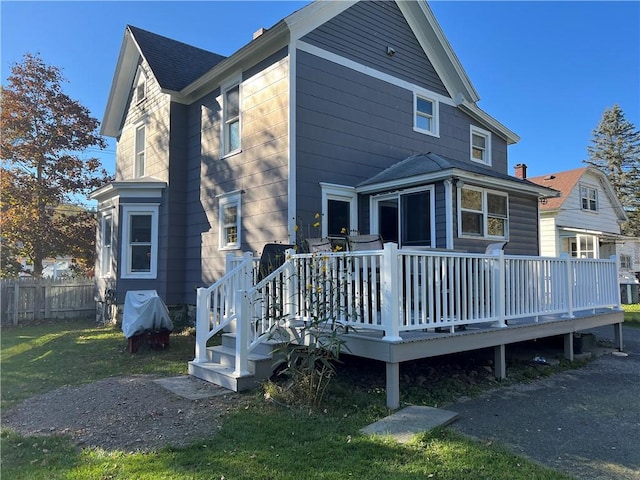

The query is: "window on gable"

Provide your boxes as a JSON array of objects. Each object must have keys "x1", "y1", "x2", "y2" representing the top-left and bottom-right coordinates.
[
  {"x1": 413, "y1": 93, "x2": 439, "y2": 137},
  {"x1": 223, "y1": 84, "x2": 240, "y2": 155},
  {"x1": 459, "y1": 186, "x2": 508, "y2": 239},
  {"x1": 218, "y1": 191, "x2": 242, "y2": 250},
  {"x1": 121, "y1": 205, "x2": 159, "y2": 279},
  {"x1": 620, "y1": 254, "x2": 632, "y2": 269},
  {"x1": 136, "y1": 72, "x2": 146, "y2": 103},
  {"x1": 580, "y1": 185, "x2": 598, "y2": 211},
  {"x1": 470, "y1": 126, "x2": 492, "y2": 165},
  {"x1": 134, "y1": 125, "x2": 145, "y2": 178}
]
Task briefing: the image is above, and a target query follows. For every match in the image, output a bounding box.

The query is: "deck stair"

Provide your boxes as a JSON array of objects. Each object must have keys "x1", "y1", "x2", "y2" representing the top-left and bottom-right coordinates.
[{"x1": 189, "y1": 333, "x2": 281, "y2": 392}]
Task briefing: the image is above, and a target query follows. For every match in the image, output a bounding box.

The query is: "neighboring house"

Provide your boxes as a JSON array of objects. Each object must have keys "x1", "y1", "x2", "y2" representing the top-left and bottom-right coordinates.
[
  {"x1": 90, "y1": 0, "x2": 557, "y2": 314},
  {"x1": 526, "y1": 166, "x2": 639, "y2": 284}
]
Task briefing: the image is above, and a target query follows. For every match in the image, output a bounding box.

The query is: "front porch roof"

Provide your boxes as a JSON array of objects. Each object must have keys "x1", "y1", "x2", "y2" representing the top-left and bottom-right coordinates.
[{"x1": 356, "y1": 153, "x2": 560, "y2": 198}]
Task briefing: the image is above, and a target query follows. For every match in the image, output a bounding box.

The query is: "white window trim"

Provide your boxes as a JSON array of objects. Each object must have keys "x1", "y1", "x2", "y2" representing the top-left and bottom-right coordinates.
[
  {"x1": 370, "y1": 185, "x2": 436, "y2": 248},
  {"x1": 470, "y1": 125, "x2": 492, "y2": 166},
  {"x1": 413, "y1": 92, "x2": 439, "y2": 137},
  {"x1": 220, "y1": 73, "x2": 242, "y2": 158},
  {"x1": 217, "y1": 190, "x2": 242, "y2": 251},
  {"x1": 134, "y1": 123, "x2": 146, "y2": 178},
  {"x1": 320, "y1": 183, "x2": 357, "y2": 237},
  {"x1": 121, "y1": 204, "x2": 159, "y2": 279},
  {"x1": 100, "y1": 211, "x2": 113, "y2": 278},
  {"x1": 579, "y1": 184, "x2": 598, "y2": 212},
  {"x1": 457, "y1": 185, "x2": 509, "y2": 240}
]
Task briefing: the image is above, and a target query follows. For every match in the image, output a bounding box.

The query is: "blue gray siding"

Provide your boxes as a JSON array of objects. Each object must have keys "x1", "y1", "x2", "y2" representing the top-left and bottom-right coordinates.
[
  {"x1": 302, "y1": 0, "x2": 448, "y2": 97},
  {"x1": 295, "y1": 50, "x2": 510, "y2": 225}
]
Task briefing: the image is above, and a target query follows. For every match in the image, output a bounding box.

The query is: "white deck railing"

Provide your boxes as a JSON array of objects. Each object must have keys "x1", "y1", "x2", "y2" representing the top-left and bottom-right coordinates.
[{"x1": 194, "y1": 244, "x2": 622, "y2": 375}]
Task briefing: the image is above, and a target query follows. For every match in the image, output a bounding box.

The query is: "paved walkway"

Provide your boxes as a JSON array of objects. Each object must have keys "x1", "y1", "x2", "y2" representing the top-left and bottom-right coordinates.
[{"x1": 444, "y1": 325, "x2": 640, "y2": 480}]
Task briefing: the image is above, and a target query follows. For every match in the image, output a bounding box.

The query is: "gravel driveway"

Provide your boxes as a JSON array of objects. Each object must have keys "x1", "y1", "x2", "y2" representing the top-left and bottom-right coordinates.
[{"x1": 445, "y1": 325, "x2": 640, "y2": 480}]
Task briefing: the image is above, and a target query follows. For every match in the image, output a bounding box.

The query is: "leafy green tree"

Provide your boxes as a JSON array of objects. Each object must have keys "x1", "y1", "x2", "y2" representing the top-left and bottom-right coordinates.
[
  {"x1": 0, "y1": 53, "x2": 111, "y2": 277},
  {"x1": 584, "y1": 104, "x2": 640, "y2": 236}
]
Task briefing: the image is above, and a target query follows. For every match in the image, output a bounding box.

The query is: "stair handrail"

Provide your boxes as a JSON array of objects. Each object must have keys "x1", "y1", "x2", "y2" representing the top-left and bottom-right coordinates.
[
  {"x1": 235, "y1": 249, "x2": 297, "y2": 376},
  {"x1": 193, "y1": 251, "x2": 254, "y2": 363}
]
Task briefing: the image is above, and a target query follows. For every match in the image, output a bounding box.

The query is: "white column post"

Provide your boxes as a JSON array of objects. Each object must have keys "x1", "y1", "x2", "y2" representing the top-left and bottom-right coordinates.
[
  {"x1": 611, "y1": 255, "x2": 623, "y2": 310},
  {"x1": 496, "y1": 251, "x2": 506, "y2": 327},
  {"x1": 285, "y1": 249, "x2": 298, "y2": 324},
  {"x1": 234, "y1": 290, "x2": 250, "y2": 377},
  {"x1": 382, "y1": 242, "x2": 402, "y2": 341},
  {"x1": 194, "y1": 287, "x2": 210, "y2": 363},
  {"x1": 561, "y1": 253, "x2": 575, "y2": 318}
]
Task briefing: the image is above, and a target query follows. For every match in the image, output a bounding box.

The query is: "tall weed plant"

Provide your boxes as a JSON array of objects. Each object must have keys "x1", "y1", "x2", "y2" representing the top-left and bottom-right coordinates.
[{"x1": 266, "y1": 251, "x2": 354, "y2": 408}]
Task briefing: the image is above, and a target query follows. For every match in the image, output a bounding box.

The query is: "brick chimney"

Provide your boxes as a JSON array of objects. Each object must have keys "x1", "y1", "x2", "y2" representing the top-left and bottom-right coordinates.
[{"x1": 514, "y1": 163, "x2": 527, "y2": 179}]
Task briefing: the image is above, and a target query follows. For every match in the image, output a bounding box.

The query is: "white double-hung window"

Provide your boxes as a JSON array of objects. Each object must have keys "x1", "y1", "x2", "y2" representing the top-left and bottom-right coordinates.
[
  {"x1": 121, "y1": 204, "x2": 159, "y2": 279},
  {"x1": 134, "y1": 124, "x2": 146, "y2": 178},
  {"x1": 580, "y1": 185, "x2": 598, "y2": 211},
  {"x1": 218, "y1": 191, "x2": 242, "y2": 250},
  {"x1": 413, "y1": 92, "x2": 439, "y2": 137},
  {"x1": 470, "y1": 126, "x2": 492, "y2": 165},
  {"x1": 459, "y1": 186, "x2": 508, "y2": 239},
  {"x1": 221, "y1": 75, "x2": 241, "y2": 156},
  {"x1": 100, "y1": 212, "x2": 113, "y2": 277}
]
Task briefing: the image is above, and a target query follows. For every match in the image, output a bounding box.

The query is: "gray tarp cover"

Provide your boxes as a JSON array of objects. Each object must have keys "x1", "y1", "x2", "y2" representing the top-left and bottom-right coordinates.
[{"x1": 122, "y1": 290, "x2": 173, "y2": 339}]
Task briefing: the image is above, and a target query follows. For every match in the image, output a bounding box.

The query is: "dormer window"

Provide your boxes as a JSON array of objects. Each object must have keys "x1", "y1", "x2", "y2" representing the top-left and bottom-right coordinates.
[
  {"x1": 135, "y1": 70, "x2": 146, "y2": 103},
  {"x1": 470, "y1": 126, "x2": 492, "y2": 165}
]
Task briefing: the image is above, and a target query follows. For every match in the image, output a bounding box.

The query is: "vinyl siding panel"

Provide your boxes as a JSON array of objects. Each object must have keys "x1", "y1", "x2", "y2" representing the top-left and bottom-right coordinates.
[
  {"x1": 555, "y1": 172, "x2": 623, "y2": 234},
  {"x1": 116, "y1": 60, "x2": 171, "y2": 182},
  {"x1": 302, "y1": 0, "x2": 448, "y2": 97},
  {"x1": 539, "y1": 216, "x2": 558, "y2": 257},
  {"x1": 183, "y1": 55, "x2": 290, "y2": 286},
  {"x1": 295, "y1": 50, "x2": 509, "y2": 232}
]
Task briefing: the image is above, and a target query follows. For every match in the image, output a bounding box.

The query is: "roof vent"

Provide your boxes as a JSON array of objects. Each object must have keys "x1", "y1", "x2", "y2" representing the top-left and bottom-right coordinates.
[
  {"x1": 544, "y1": 175, "x2": 556, "y2": 181},
  {"x1": 253, "y1": 27, "x2": 267, "y2": 40}
]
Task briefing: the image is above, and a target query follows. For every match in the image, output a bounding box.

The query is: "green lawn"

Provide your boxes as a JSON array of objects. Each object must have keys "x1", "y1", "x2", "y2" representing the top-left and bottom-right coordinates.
[
  {"x1": 623, "y1": 304, "x2": 640, "y2": 328},
  {"x1": 1, "y1": 319, "x2": 575, "y2": 479}
]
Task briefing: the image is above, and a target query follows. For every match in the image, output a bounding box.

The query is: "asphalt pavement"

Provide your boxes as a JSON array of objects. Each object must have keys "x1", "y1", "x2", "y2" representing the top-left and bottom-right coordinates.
[{"x1": 444, "y1": 325, "x2": 640, "y2": 479}]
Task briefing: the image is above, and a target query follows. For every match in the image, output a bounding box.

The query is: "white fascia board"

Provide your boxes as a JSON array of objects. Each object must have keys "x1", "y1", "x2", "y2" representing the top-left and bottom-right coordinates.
[
  {"x1": 285, "y1": 0, "x2": 357, "y2": 42},
  {"x1": 459, "y1": 101, "x2": 520, "y2": 145},
  {"x1": 101, "y1": 31, "x2": 141, "y2": 137},
  {"x1": 457, "y1": 171, "x2": 559, "y2": 198},
  {"x1": 357, "y1": 168, "x2": 558, "y2": 198},
  {"x1": 397, "y1": 0, "x2": 479, "y2": 104},
  {"x1": 179, "y1": 22, "x2": 290, "y2": 103},
  {"x1": 89, "y1": 179, "x2": 167, "y2": 203}
]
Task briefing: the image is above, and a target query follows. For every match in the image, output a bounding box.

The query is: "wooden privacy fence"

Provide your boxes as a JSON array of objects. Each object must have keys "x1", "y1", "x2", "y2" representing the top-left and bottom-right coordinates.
[{"x1": 1, "y1": 277, "x2": 95, "y2": 326}]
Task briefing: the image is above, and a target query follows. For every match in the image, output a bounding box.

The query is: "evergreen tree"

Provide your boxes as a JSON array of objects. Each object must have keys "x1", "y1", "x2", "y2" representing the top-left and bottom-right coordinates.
[
  {"x1": 584, "y1": 104, "x2": 640, "y2": 236},
  {"x1": 0, "y1": 53, "x2": 111, "y2": 277}
]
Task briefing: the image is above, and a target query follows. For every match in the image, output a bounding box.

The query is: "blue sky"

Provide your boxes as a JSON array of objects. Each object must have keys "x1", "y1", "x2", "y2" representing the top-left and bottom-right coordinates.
[{"x1": 2, "y1": 1, "x2": 638, "y2": 181}]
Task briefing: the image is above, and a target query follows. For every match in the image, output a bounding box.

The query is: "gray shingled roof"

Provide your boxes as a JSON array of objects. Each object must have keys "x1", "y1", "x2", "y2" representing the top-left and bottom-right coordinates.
[
  {"x1": 128, "y1": 25, "x2": 226, "y2": 92},
  {"x1": 358, "y1": 152, "x2": 542, "y2": 189}
]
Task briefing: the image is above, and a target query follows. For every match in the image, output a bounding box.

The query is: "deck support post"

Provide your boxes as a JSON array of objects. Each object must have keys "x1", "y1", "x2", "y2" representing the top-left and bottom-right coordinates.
[
  {"x1": 563, "y1": 333, "x2": 574, "y2": 361},
  {"x1": 386, "y1": 362, "x2": 400, "y2": 410},
  {"x1": 614, "y1": 322, "x2": 624, "y2": 351},
  {"x1": 494, "y1": 344, "x2": 506, "y2": 380}
]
